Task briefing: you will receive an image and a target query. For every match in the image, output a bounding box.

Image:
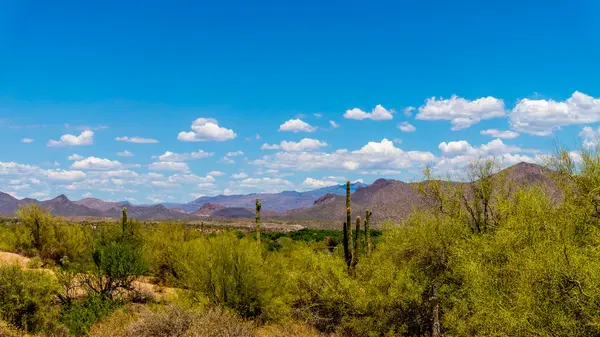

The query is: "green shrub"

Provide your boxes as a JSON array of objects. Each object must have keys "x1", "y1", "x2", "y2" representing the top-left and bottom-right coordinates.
[
  {"x1": 86, "y1": 241, "x2": 148, "y2": 299},
  {"x1": 60, "y1": 294, "x2": 120, "y2": 336},
  {"x1": 0, "y1": 264, "x2": 59, "y2": 333},
  {"x1": 176, "y1": 232, "x2": 287, "y2": 320}
]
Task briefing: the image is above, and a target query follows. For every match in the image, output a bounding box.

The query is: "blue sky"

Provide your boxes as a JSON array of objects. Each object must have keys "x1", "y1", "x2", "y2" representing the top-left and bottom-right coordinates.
[{"x1": 1, "y1": 0, "x2": 600, "y2": 203}]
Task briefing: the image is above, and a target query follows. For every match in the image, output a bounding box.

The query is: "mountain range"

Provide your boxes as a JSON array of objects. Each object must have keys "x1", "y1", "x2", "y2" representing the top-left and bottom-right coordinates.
[{"x1": 0, "y1": 163, "x2": 558, "y2": 222}]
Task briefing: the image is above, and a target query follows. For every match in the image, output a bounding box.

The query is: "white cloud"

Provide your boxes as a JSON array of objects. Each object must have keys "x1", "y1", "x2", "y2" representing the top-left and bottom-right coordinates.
[
  {"x1": 100, "y1": 170, "x2": 139, "y2": 178},
  {"x1": 154, "y1": 150, "x2": 213, "y2": 162},
  {"x1": 219, "y1": 157, "x2": 235, "y2": 164},
  {"x1": 579, "y1": 126, "x2": 600, "y2": 149},
  {"x1": 510, "y1": 91, "x2": 600, "y2": 136},
  {"x1": 71, "y1": 157, "x2": 123, "y2": 170},
  {"x1": 416, "y1": 95, "x2": 505, "y2": 130},
  {"x1": 117, "y1": 150, "x2": 134, "y2": 157},
  {"x1": 329, "y1": 120, "x2": 340, "y2": 128},
  {"x1": 261, "y1": 143, "x2": 281, "y2": 150},
  {"x1": 29, "y1": 192, "x2": 49, "y2": 199},
  {"x1": 43, "y1": 169, "x2": 87, "y2": 182},
  {"x1": 68, "y1": 154, "x2": 84, "y2": 161},
  {"x1": 278, "y1": 119, "x2": 317, "y2": 133},
  {"x1": 177, "y1": 118, "x2": 237, "y2": 142},
  {"x1": 226, "y1": 151, "x2": 244, "y2": 157},
  {"x1": 393, "y1": 138, "x2": 402, "y2": 145},
  {"x1": 314, "y1": 113, "x2": 322, "y2": 118},
  {"x1": 21, "y1": 138, "x2": 34, "y2": 143},
  {"x1": 147, "y1": 196, "x2": 164, "y2": 204},
  {"x1": 208, "y1": 171, "x2": 225, "y2": 177},
  {"x1": 238, "y1": 177, "x2": 294, "y2": 192},
  {"x1": 480, "y1": 129, "x2": 519, "y2": 139},
  {"x1": 48, "y1": 131, "x2": 94, "y2": 147},
  {"x1": 262, "y1": 138, "x2": 328, "y2": 152},
  {"x1": 434, "y1": 138, "x2": 540, "y2": 176},
  {"x1": 148, "y1": 161, "x2": 190, "y2": 172},
  {"x1": 344, "y1": 104, "x2": 393, "y2": 121},
  {"x1": 398, "y1": 121, "x2": 416, "y2": 132},
  {"x1": 232, "y1": 172, "x2": 248, "y2": 179},
  {"x1": 252, "y1": 138, "x2": 435, "y2": 172},
  {"x1": 403, "y1": 107, "x2": 415, "y2": 117},
  {"x1": 115, "y1": 136, "x2": 159, "y2": 144},
  {"x1": 303, "y1": 177, "x2": 338, "y2": 189}
]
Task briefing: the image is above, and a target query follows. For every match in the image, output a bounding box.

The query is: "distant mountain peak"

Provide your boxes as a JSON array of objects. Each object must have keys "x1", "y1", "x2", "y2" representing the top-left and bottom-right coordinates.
[{"x1": 52, "y1": 194, "x2": 70, "y2": 202}]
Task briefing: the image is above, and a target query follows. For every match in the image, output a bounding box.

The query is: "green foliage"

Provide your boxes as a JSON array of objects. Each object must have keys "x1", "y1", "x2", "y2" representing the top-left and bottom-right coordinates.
[
  {"x1": 60, "y1": 294, "x2": 120, "y2": 336},
  {"x1": 0, "y1": 265, "x2": 59, "y2": 333},
  {"x1": 176, "y1": 232, "x2": 288, "y2": 320},
  {"x1": 87, "y1": 241, "x2": 148, "y2": 299}
]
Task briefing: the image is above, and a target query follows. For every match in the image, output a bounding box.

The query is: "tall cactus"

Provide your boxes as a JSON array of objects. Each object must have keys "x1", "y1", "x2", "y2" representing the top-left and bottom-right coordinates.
[
  {"x1": 364, "y1": 209, "x2": 372, "y2": 256},
  {"x1": 121, "y1": 207, "x2": 128, "y2": 233},
  {"x1": 343, "y1": 181, "x2": 353, "y2": 270},
  {"x1": 255, "y1": 198, "x2": 261, "y2": 243},
  {"x1": 350, "y1": 216, "x2": 361, "y2": 275}
]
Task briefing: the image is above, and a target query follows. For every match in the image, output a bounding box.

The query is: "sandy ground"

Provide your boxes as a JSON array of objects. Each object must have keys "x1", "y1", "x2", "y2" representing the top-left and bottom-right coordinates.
[{"x1": 0, "y1": 251, "x2": 177, "y2": 302}]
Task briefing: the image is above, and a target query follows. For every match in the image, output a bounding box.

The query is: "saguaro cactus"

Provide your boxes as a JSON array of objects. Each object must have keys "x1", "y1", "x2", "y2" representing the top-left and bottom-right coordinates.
[
  {"x1": 255, "y1": 198, "x2": 261, "y2": 243},
  {"x1": 121, "y1": 207, "x2": 128, "y2": 233},
  {"x1": 343, "y1": 181, "x2": 353, "y2": 269},
  {"x1": 364, "y1": 209, "x2": 372, "y2": 256},
  {"x1": 350, "y1": 216, "x2": 361, "y2": 274}
]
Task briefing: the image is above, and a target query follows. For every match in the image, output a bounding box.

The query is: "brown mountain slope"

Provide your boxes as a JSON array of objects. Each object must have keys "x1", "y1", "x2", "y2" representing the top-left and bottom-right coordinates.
[
  {"x1": 39, "y1": 195, "x2": 104, "y2": 217},
  {"x1": 74, "y1": 198, "x2": 120, "y2": 212},
  {"x1": 194, "y1": 203, "x2": 226, "y2": 217},
  {"x1": 282, "y1": 162, "x2": 558, "y2": 224}
]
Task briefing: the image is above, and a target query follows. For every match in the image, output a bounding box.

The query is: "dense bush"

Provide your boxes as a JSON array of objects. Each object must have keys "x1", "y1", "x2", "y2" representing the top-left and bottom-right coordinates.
[
  {"x1": 0, "y1": 264, "x2": 59, "y2": 333},
  {"x1": 175, "y1": 232, "x2": 288, "y2": 321},
  {"x1": 60, "y1": 294, "x2": 120, "y2": 336}
]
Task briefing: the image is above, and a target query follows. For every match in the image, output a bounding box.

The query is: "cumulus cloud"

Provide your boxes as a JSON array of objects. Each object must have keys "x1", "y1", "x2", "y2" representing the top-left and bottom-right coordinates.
[
  {"x1": 261, "y1": 138, "x2": 328, "y2": 152},
  {"x1": 278, "y1": 119, "x2": 317, "y2": 133},
  {"x1": 238, "y1": 177, "x2": 294, "y2": 193},
  {"x1": 232, "y1": 172, "x2": 248, "y2": 179},
  {"x1": 403, "y1": 107, "x2": 415, "y2": 117},
  {"x1": 329, "y1": 120, "x2": 340, "y2": 129},
  {"x1": 219, "y1": 157, "x2": 235, "y2": 164},
  {"x1": 208, "y1": 171, "x2": 225, "y2": 176},
  {"x1": 480, "y1": 129, "x2": 519, "y2": 139},
  {"x1": 178, "y1": 118, "x2": 237, "y2": 142},
  {"x1": 117, "y1": 150, "x2": 134, "y2": 157},
  {"x1": 21, "y1": 138, "x2": 34, "y2": 143},
  {"x1": 154, "y1": 150, "x2": 213, "y2": 162},
  {"x1": 43, "y1": 169, "x2": 87, "y2": 182},
  {"x1": 510, "y1": 91, "x2": 600, "y2": 136},
  {"x1": 252, "y1": 138, "x2": 435, "y2": 172},
  {"x1": 71, "y1": 157, "x2": 123, "y2": 170},
  {"x1": 303, "y1": 177, "x2": 338, "y2": 188},
  {"x1": 434, "y1": 138, "x2": 541, "y2": 176},
  {"x1": 416, "y1": 95, "x2": 505, "y2": 130},
  {"x1": 579, "y1": 126, "x2": 600, "y2": 149},
  {"x1": 261, "y1": 143, "x2": 281, "y2": 150},
  {"x1": 48, "y1": 131, "x2": 94, "y2": 147},
  {"x1": 68, "y1": 154, "x2": 84, "y2": 161},
  {"x1": 115, "y1": 136, "x2": 159, "y2": 144},
  {"x1": 226, "y1": 151, "x2": 244, "y2": 157},
  {"x1": 344, "y1": 104, "x2": 393, "y2": 121},
  {"x1": 398, "y1": 121, "x2": 416, "y2": 132},
  {"x1": 148, "y1": 161, "x2": 189, "y2": 172}
]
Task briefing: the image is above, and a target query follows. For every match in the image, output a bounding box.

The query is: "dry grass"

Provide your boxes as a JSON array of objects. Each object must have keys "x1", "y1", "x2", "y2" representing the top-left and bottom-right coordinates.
[
  {"x1": 0, "y1": 252, "x2": 30, "y2": 269},
  {"x1": 89, "y1": 304, "x2": 254, "y2": 337}
]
